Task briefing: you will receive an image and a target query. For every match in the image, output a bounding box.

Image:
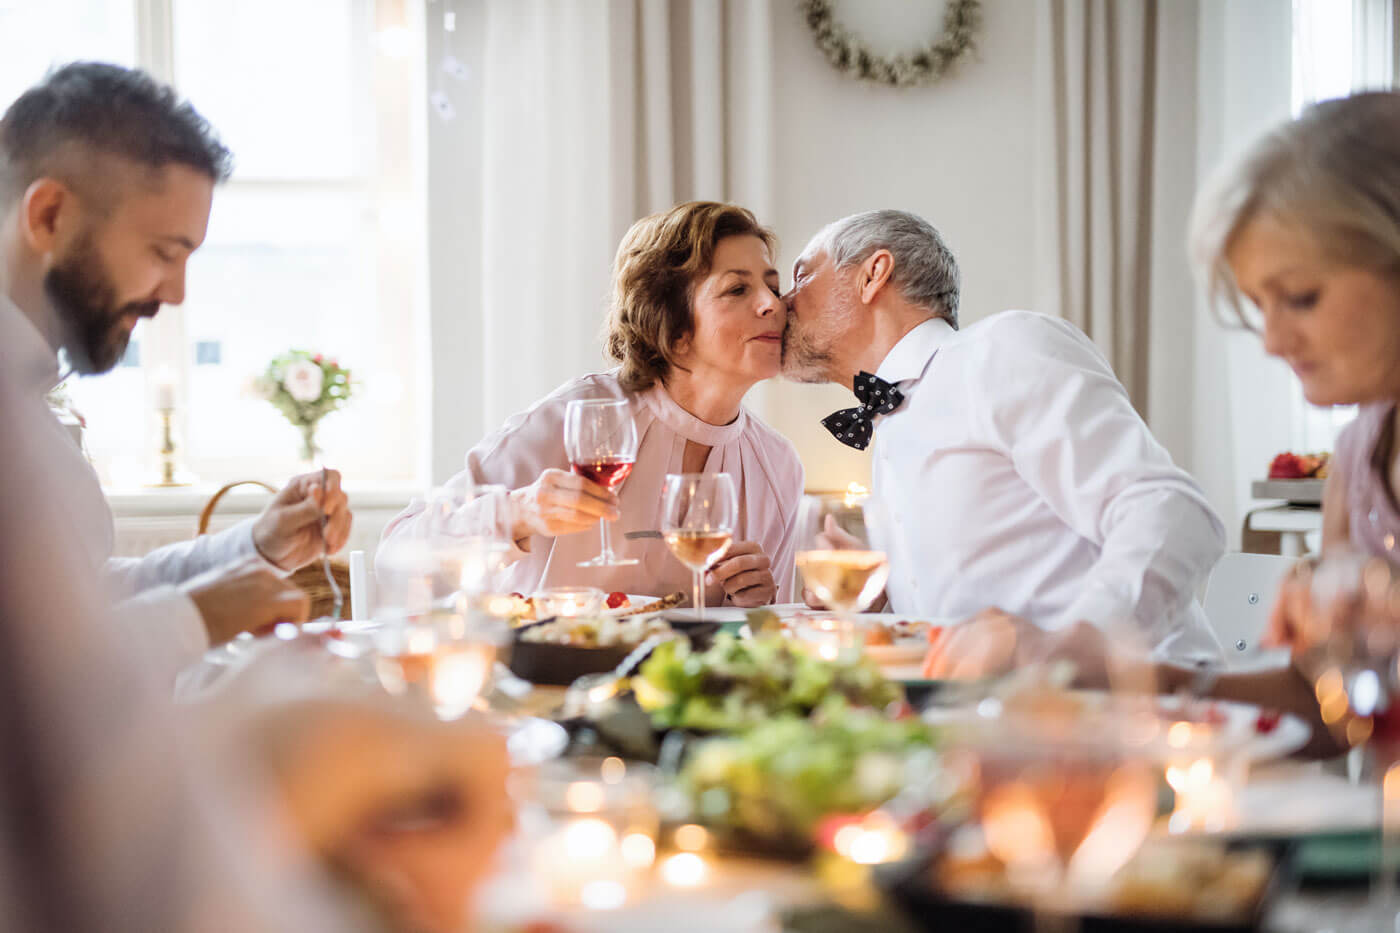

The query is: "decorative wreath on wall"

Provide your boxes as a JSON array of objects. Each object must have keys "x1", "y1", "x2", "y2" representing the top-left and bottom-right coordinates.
[{"x1": 798, "y1": 0, "x2": 982, "y2": 89}]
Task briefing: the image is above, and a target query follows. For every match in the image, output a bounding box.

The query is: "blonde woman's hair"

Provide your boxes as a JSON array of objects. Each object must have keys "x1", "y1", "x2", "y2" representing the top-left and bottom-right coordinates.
[
  {"x1": 606, "y1": 201, "x2": 775, "y2": 393},
  {"x1": 1188, "y1": 91, "x2": 1400, "y2": 325}
]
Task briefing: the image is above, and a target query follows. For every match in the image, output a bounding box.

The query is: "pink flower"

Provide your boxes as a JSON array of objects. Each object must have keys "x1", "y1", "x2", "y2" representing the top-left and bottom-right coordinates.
[
  {"x1": 313, "y1": 354, "x2": 323, "y2": 363},
  {"x1": 283, "y1": 360, "x2": 324, "y2": 403}
]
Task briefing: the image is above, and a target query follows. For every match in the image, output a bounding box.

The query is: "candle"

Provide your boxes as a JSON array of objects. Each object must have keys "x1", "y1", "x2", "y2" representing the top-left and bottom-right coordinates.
[
  {"x1": 349, "y1": 550, "x2": 369, "y2": 622},
  {"x1": 527, "y1": 757, "x2": 660, "y2": 909},
  {"x1": 153, "y1": 368, "x2": 176, "y2": 411}
]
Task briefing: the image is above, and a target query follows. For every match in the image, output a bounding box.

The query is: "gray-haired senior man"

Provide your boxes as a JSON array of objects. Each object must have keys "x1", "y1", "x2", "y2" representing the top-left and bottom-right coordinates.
[{"x1": 782, "y1": 210, "x2": 1226, "y2": 677}]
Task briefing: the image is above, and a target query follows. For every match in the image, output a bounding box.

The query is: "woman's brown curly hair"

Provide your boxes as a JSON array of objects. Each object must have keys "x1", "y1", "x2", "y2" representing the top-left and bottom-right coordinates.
[{"x1": 606, "y1": 201, "x2": 776, "y2": 392}]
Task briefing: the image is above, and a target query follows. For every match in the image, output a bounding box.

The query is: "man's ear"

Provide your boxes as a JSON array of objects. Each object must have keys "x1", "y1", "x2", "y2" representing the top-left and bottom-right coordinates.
[
  {"x1": 19, "y1": 178, "x2": 75, "y2": 256},
  {"x1": 858, "y1": 249, "x2": 894, "y2": 305}
]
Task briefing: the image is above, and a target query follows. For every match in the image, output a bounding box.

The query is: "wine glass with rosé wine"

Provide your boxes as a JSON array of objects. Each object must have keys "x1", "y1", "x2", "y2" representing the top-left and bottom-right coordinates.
[
  {"x1": 564, "y1": 399, "x2": 639, "y2": 568},
  {"x1": 660, "y1": 473, "x2": 738, "y2": 622}
]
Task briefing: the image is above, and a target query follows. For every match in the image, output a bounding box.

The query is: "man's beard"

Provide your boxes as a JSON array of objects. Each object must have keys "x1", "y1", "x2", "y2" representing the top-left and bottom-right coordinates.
[
  {"x1": 780, "y1": 310, "x2": 834, "y2": 384},
  {"x1": 43, "y1": 233, "x2": 159, "y2": 375}
]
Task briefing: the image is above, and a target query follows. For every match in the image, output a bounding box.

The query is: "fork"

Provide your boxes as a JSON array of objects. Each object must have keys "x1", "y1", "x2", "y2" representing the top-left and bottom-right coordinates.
[{"x1": 320, "y1": 466, "x2": 344, "y2": 620}]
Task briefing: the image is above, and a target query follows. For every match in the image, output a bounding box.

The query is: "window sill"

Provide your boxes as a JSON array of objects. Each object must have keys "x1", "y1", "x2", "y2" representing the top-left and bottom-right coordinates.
[{"x1": 104, "y1": 483, "x2": 418, "y2": 519}]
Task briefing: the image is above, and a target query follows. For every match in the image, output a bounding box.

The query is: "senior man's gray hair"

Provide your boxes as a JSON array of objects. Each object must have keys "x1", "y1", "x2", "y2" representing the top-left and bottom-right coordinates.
[{"x1": 805, "y1": 209, "x2": 960, "y2": 328}]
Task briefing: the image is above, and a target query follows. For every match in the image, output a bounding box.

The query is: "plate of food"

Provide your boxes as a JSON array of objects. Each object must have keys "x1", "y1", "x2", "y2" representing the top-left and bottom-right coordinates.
[
  {"x1": 780, "y1": 609, "x2": 954, "y2": 667},
  {"x1": 631, "y1": 633, "x2": 904, "y2": 733},
  {"x1": 508, "y1": 615, "x2": 699, "y2": 685},
  {"x1": 882, "y1": 833, "x2": 1283, "y2": 932},
  {"x1": 676, "y1": 701, "x2": 945, "y2": 857},
  {"x1": 488, "y1": 591, "x2": 686, "y2": 627},
  {"x1": 923, "y1": 689, "x2": 1310, "y2": 764}
]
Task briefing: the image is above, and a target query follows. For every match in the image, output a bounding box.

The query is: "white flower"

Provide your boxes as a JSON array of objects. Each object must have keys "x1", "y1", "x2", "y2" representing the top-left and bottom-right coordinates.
[
  {"x1": 244, "y1": 374, "x2": 276, "y2": 401},
  {"x1": 283, "y1": 360, "x2": 324, "y2": 403}
]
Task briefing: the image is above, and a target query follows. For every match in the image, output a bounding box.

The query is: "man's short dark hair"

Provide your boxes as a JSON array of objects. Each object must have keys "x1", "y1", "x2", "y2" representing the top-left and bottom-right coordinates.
[{"x1": 0, "y1": 61, "x2": 233, "y2": 205}]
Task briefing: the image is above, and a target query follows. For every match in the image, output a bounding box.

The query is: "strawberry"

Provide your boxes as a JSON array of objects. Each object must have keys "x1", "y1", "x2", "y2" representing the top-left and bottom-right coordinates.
[
  {"x1": 605, "y1": 591, "x2": 629, "y2": 609},
  {"x1": 1255, "y1": 709, "x2": 1280, "y2": 734},
  {"x1": 1268, "y1": 452, "x2": 1306, "y2": 479}
]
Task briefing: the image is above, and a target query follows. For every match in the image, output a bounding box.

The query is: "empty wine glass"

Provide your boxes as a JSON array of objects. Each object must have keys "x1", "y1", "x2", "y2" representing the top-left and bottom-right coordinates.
[
  {"x1": 660, "y1": 473, "x2": 737, "y2": 621},
  {"x1": 564, "y1": 399, "x2": 638, "y2": 568}
]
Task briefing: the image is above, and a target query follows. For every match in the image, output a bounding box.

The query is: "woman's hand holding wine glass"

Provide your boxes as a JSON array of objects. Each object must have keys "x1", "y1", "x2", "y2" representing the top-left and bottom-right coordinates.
[
  {"x1": 563, "y1": 399, "x2": 639, "y2": 567},
  {"x1": 508, "y1": 469, "x2": 620, "y2": 539}
]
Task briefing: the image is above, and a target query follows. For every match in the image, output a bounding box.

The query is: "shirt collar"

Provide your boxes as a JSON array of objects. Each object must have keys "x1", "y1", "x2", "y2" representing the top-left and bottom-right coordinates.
[
  {"x1": 873, "y1": 316, "x2": 956, "y2": 387},
  {"x1": 0, "y1": 295, "x2": 62, "y2": 397}
]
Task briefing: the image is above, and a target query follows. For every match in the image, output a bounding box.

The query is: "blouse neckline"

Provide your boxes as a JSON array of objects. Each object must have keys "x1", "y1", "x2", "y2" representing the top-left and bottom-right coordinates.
[{"x1": 641, "y1": 381, "x2": 748, "y2": 447}]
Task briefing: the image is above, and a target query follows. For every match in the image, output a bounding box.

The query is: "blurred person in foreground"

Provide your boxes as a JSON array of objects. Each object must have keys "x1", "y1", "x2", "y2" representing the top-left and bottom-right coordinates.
[
  {"x1": 0, "y1": 62, "x2": 352, "y2": 679},
  {"x1": 923, "y1": 92, "x2": 1400, "y2": 759},
  {"x1": 0, "y1": 268, "x2": 513, "y2": 931}
]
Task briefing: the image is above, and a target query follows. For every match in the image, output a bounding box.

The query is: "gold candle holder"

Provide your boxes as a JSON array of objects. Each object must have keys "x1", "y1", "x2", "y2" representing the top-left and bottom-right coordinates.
[{"x1": 148, "y1": 407, "x2": 189, "y2": 488}]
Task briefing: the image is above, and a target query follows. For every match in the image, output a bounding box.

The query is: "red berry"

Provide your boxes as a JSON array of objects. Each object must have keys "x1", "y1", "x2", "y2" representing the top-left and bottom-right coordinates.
[
  {"x1": 1255, "y1": 709, "x2": 1280, "y2": 734},
  {"x1": 606, "y1": 591, "x2": 628, "y2": 609}
]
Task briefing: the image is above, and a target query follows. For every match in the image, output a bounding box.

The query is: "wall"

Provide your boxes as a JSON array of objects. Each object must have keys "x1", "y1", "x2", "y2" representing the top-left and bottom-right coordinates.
[
  {"x1": 1191, "y1": 0, "x2": 1297, "y2": 546},
  {"x1": 761, "y1": 0, "x2": 1039, "y2": 491}
]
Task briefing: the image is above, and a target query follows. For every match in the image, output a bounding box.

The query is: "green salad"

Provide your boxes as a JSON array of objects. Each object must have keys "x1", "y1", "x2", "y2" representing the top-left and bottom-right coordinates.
[
  {"x1": 632, "y1": 634, "x2": 901, "y2": 732},
  {"x1": 680, "y1": 701, "x2": 941, "y2": 839}
]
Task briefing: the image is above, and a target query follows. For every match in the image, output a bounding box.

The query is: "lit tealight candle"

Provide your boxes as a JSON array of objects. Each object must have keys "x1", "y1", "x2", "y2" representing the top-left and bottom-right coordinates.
[
  {"x1": 660, "y1": 852, "x2": 709, "y2": 888},
  {"x1": 843, "y1": 481, "x2": 870, "y2": 508}
]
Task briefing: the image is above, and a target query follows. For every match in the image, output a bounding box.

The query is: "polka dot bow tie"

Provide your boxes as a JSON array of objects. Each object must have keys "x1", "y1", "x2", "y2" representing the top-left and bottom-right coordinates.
[{"x1": 821, "y1": 371, "x2": 905, "y2": 450}]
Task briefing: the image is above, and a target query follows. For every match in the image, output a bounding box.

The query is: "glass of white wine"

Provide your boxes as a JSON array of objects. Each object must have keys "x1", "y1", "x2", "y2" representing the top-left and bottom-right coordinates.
[
  {"x1": 660, "y1": 473, "x2": 737, "y2": 622},
  {"x1": 794, "y1": 493, "x2": 891, "y2": 652}
]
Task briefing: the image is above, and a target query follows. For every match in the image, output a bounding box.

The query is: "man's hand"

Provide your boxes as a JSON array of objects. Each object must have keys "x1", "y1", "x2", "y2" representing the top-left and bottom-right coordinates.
[
  {"x1": 508, "y1": 468, "x2": 619, "y2": 540},
  {"x1": 922, "y1": 611, "x2": 1124, "y2": 690},
  {"x1": 707, "y1": 540, "x2": 776, "y2": 607},
  {"x1": 252, "y1": 469, "x2": 352, "y2": 571},
  {"x1": 259, "y1": 700, "x2": 514, "y2": 933},
  {"x1": 922, "y1": 608, "x2": 1039, "y2": 680},
  {"x1": 182, "y1": 558, "x2": 310, "y2": 644}
]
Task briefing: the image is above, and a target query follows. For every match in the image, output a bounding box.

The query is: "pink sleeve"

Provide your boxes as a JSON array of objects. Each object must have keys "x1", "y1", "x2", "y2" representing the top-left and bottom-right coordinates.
[{"x1": 377, "y1": 376, "x2": 621, "y2": 563}]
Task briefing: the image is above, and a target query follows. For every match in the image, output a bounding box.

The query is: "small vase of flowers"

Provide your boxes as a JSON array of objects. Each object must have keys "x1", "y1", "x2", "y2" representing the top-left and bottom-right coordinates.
[{"x1": 252, "y1": 350, "x2": 353, "y2": 463}]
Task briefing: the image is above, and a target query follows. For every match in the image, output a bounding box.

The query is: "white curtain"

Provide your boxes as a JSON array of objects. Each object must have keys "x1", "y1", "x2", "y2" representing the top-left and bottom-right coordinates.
[
  {"x1": 1032, "y1": 0, "x2": 1162, "y2": 417},
  {"x1": 475, "y1": 0, "x2": 775, "y2": 433}
]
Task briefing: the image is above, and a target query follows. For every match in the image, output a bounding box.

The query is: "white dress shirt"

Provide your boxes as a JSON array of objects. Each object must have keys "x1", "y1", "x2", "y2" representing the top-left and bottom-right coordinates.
[
  {"x1": 3, "y1": 297, "x2": 274, "y2": 679},
  {"x1": 865, "y1": 311, "x2": 1224, "y2": 664}
]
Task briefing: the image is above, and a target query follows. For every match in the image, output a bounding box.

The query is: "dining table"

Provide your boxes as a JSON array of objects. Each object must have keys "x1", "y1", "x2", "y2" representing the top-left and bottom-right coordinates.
[{"x1": 180, "y1": 612, "x2": 1388, "y2": 933}]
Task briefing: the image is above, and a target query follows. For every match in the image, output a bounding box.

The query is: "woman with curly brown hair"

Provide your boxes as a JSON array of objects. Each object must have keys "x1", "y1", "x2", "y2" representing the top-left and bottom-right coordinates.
[{"x1": 382, "y1": 201, "x2": 803, "y2": 606}]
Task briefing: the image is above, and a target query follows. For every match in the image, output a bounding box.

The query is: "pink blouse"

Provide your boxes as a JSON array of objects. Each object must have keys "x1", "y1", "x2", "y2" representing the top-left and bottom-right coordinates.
[
  {"x1": 380, "y1": 372, "x2": 805, "y2": 604},
  {"x1": 1335, "y1": 403, "x2": 1400, "y2": 561}
]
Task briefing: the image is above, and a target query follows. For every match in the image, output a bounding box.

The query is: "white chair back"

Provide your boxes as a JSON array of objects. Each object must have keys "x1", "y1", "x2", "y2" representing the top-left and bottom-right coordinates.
[{"x1": 1202, "y1": 551, "x2": 1296, "y2": 667}]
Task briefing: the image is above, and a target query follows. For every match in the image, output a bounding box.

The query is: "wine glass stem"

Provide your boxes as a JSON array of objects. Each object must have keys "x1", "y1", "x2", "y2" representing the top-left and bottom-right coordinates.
[
  {"x1": 597, "y1": 518, "x2": 614, "y2": 562},
  {"x1": 692, "y1": 569, "x2": 705, "y2": 622},
  {"x1": 1375, "y1": 743, "x2": 1400, "y2": 926}
]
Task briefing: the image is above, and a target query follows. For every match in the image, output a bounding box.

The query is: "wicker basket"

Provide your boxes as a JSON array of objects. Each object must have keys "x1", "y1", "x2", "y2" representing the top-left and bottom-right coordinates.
[{"x1": 197, "y1": 480, "x2": 351, "y2": 620}]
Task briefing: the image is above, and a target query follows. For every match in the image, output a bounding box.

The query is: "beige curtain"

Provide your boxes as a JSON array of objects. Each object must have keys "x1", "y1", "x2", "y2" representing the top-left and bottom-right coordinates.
[
  {"x1": 1032, "y1": 0, "x2": 1161, "y2": 417},
  {"x1": 476, "y1": 0, "x2": 774, "y2": 431}
]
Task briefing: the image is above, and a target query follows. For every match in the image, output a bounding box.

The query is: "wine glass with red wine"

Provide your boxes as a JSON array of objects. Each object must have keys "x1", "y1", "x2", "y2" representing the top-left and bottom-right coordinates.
[{"x1": 564, "y1": 398, "x2": 639, "y2": 567}]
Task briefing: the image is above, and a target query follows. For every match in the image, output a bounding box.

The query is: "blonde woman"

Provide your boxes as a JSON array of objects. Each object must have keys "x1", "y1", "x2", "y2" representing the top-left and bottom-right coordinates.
[{"x1": 927, "y1": 92, "x2": 1400, "y2": 756}]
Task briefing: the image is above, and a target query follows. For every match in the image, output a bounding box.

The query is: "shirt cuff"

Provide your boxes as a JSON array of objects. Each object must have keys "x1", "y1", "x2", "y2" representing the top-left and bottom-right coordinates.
[
  {"x1": 112, "y1": 585, "x2": 211, "y2": 683},
  {"x1": 1053, "y1": 579, "x2": 1137, "y2": 635},
  {"x1": 232, "y1": 518, "x2": 294, "y2": 578}
]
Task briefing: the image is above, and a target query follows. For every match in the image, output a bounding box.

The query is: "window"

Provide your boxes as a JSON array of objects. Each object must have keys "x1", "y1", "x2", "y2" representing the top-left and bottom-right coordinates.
[
  {"x1": 0, "y1": 0, "x2": 427, "y2": 489},
  {"x1": 1286, "y1": 0, "x2": 1393, "y2": 452}
]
